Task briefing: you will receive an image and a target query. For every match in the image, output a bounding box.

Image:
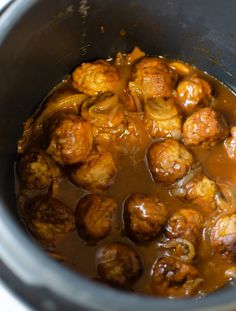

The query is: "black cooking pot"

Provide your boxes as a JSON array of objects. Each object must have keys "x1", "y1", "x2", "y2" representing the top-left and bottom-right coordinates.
[{"x1": 0, "y1": 1, "x2": 236, "y2": 310}]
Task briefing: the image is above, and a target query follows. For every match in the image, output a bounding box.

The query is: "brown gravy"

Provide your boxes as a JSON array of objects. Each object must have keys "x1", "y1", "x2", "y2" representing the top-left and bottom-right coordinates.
[{"x1": 16, "y1": 54, "x2": 236, "y2": 298}]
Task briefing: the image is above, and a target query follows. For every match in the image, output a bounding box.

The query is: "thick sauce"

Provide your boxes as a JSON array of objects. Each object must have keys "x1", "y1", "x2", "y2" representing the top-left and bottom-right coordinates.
[{"x1": 16, "y1": 50, "x2": 236, "y2": 298}]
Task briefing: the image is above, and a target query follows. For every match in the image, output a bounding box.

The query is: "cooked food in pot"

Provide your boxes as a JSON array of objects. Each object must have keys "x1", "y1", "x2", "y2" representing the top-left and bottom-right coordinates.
[
  {"x1": 124, "y1": 193, "x2": 168, "y2": 242},
  {"x1": 176, "y1": 75, "x2": 212, "y2": 113},
  {"x1": 75, "y1": 194, "x2": 118, "y2": 241},
  {"x1": 18, "y1": 151, "x2": 61, "y2": 190},
  {"x1": 47, "y1": 115, "x2": 93, "y2": 165},
  {"x1": 210, "y1": 214, "x2": 236, "y2": 260},
  {"x1": 151, "y1": 256, "x2": 202, "y2": 297},
  {"x1": 165, "y1": 209, "x2": 203, "y2": 246},
  {"x1": 23, "y1": 196, "x2": 75, "y2": 243},
  {"x1": 96, "y1": 243, "x2": 142, "y2": 288},
  {"x1": 182, "y1": 107, "x2": 228, "y2": 147},
  {"x1": 71, "y1": 151, "x2": 117, "y2": 191},
  {"x1": 16, "y1": 47, "x2": 236, "y2": 298},
  {"x1": 147, "y1": 139, "x2": 194, "y2": 184}
]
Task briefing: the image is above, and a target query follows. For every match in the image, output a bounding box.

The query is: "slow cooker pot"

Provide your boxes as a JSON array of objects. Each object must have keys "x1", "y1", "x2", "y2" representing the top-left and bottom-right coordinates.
[{"x1": 0, "y1": 1, "x2": 236, "y2": 310}]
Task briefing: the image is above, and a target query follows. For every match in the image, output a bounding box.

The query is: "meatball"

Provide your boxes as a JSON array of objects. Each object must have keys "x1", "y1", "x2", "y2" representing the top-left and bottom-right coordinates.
[
  {"x1": 47, "y1": 115, "x2": 93, "y2": 165},
  {"x1": 152, "y1": 257, "x2": 201, "y2": 297},
  {"x1": 177, "y1": 76, "x2": 212, "y2": 113},
  {"x1": 75, "y1": 194, "x2": 117, "y2": 240},
  {"x1": 128, "y1": 57, "x2": 176, "y2": 100},
  {"x1": 166, "y1": 209, "x2": 203, "y2": 246},
  {"x1": 210, "y1": 214, "x2": 236, "y2": 260},
  {"x1": 224, "y1": 126, "x2": 236, "y2": 160},
  {"x1": 26, "y1": 196, "x2": 75, "y2": 242},
  {"x1": 144, "y1": 97, "x2": 182, "y2": 139},
  {"x1": 124, "y1": 193, "x2": 168, "y2": 242},
  {"x1": 182, "y1": 107, "x2": 228, "y2": 146},
  {"x1": 18, "y1": 151, "x2": 61, "y2": 190},
  {"x1": 96, "y1": 243, "x2": 142, "y2": 287},
  {"x1": 71, "y1": 152, "x2": 117, "y2": 191},
  {"x1": 72, "y1": 60, "x2": 119, "y2": 95},
  {"x1": 185, "y1": 174, "x2": 217, "y2": 209},
  {"x1": 147, "y1": 139, "x2": 193, "y2": 184}
]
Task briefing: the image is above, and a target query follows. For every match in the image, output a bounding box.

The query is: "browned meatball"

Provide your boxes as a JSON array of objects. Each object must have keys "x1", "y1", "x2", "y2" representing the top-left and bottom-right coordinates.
[
  {"x1": 224, "y1": 126, "x2": 236, "y2": 160},
  {"x1": 182, "y1": 107, "x2": 228, "y2": 146},
  {"x1": 96, "y1": 243, "x2": 142, "y2": 287},
  {"x1": 144, "y1": 97, "x2": 182, "y2": 139},
  {"x1": 147, "y1": 139, "x2": 193, "y2": 184},
  {"x1": 177, "y1": 76, "x2": 212, "y2": 113},
  {"x1": 18, "y1": 151, "x2": 61, "y2": 190},
  {"x1": 25, "y1": 196, "x2": 75, "y2": 242},
  {"x1": 185, "y1": 174, "x2": 217, "y2": 209},
  {"x1": 152, "y1": 257, "x2": 201, "y2": 297},
  {"x1": 72, "y1": 60, "x2": 119, "y2": 95},
  {"x1": 124, "y1": 193, "x2": 168, "y2": 242},
  {"x1": 166, "y1": 209, "x2": 203, "y2": 246},
  {"x1": 75, "y1": 194, "x2": 117, "y2": 240},
  {"x1": 47, "y1": 115, "x2": 93, "y2": 165},
  {"x1": 128, "y1": 57, "x2": 176, "y2": 100},
  {"x1": 71, "y1": 152, "x2": 117, "y2": 191},
  {"x1": 210, "y1": 214, "x2": 236, "y2": 260}
]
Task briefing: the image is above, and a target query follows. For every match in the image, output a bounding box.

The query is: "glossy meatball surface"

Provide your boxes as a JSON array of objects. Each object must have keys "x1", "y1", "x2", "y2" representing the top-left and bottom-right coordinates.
[
  {"x1": 71, "y1": 152, "x2": 117, "y2": 191},
  {"x1": 72, "y1": 60, "x2": 119, "y2": 95},
  {"x1": 211, "y1": 214, "x2": 236, "y2": 260},
  {"x1": 177, "y1": 76, "x2": 212, "y2": 113},
  {"x1": 128, "y1": 57, "x2": 176, "y2": 100},
  {"x1": 147, "y1": 139, "x2": 193, "y2": 184},
  {"x1": 18, "y1": 151, "x2": 61, "y2": 190},
  {"x1": 124, "y1": 193, "x2": 168, "y2": 242},
  {"x1": 26, "y1": 196, "x2": 75, "y2": 242},
  {"x1": 183, "y1": 107, "x2": 228, "y2": 146},
  {"x1": 75, "y1": 194, "x2": 117, "y2": 240},
  {"x1": 152, "y1": 257, "x2": 201, "y2": 297},
  {"x1": 47, "y1": 116, "x2": 93, "y2": 165},
  {"x1": 96, "y1": 243, "x2": 142, "y2": 287},
  {"x1": 166, "y1": 209, "x2": 203, "y2": 245}
]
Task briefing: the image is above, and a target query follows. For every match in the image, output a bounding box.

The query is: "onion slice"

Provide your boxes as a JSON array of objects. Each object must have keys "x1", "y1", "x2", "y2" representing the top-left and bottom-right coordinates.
[
  {"x1": 170, "y1": 162, "x2": 202, "y2": 197},
  {"x1": 35, "y1": 94, "x2": 88, "y2": 129},
  {"x1": 144, "y1": 97, "x2": 178, "y2": 121},
  {"x1": 158, "y1": 238, "x2": 196, "y2": 263},
  {"x1": 81, "y1": 94, "x2": 124, "y2": 128}
]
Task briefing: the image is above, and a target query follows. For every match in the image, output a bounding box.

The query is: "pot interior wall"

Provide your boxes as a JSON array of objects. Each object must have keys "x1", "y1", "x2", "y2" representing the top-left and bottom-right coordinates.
[{"x1": 0, "y1": 0, "x2": 236, "y2": 310}]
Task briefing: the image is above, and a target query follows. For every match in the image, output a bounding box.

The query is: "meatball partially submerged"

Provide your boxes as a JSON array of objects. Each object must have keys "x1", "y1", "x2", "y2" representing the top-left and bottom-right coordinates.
[
  {"x1": 71, "y1": 152, "x2": 117, "y2": 191},
  {"x1": 75, "y1": 194, "x2": 117, "y2": 240},
  {"x1": 144, "y1": 97, "x2": 182, "y2": 139},
  {"x1": 152, "y1": 257, "x2": 201, "y2": 297},
  {"x1": 128, "y1": 57, "x2": 176, "y2": 100},
  {"x1": 166, "y1": 209, "x2": 203, "y2": 246},
  {"x1": 147, "y1": 139, "x2": 193, "y2": 185},
  {"x1": 96, "y1": 243, "x2": 142, "y2": 287},
  {"x1": 124, "y1": 193, "x2": 168, "y2": 242},
  {"x1": 183, "y1": 107, "x2": 228, "y2": 147},
  {"x1": 224, "y1": 126, "x2": 236, "y2": 160},
  {"x1": 47, "y1": 115, "x2": 93, "y2": 165},
  {"x1": 18, "y1": 151, "x2": 61, "y2": 190},
  {"x1": 185, "y1": 174, "x2": 217, "y2": 209},
  {"x1": 72, "y1": 60, "x2": 119, "y2": 95},
  {"x1": 177, "y1": 76, "x2": 212, "y2": 113},
  {"x1": 211, "y1": 214, "x2": 236, "y2": 260},
  {"x1": 26, "y1": 196, "x2": 75, "y2": 242}
]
